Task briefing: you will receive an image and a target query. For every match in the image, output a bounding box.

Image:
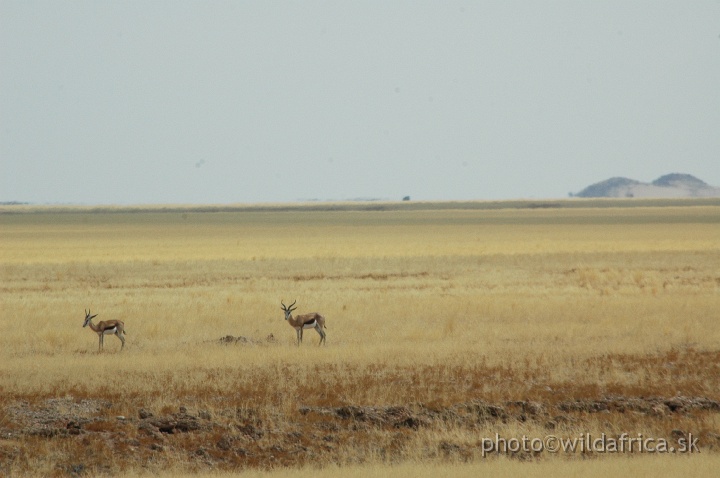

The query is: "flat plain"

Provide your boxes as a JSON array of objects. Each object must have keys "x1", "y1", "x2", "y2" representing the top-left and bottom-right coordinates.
[{"x1": 1, "y1": 199, "x2": 719, "y2": 476}]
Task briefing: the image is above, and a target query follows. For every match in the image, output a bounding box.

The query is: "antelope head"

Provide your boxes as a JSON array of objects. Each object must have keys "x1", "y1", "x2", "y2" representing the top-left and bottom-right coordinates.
[
  {"x1": 281, "y1": 300, "x2": 297, "y2": 321},
  {"x1": 83, "y1": 309, "x2": 98, "y2": 327}
]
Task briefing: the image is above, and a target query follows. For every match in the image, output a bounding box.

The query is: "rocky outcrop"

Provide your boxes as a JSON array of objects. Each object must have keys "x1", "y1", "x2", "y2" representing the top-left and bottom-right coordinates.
[{"x1": 575, "y1": 174, "x2": 720, "y2": 198}]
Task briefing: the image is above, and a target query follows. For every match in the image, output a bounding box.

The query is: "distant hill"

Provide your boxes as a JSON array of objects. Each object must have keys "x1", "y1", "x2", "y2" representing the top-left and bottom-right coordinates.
[{"x1": 574, "y1": 174, "x2": 720, "y2": 198}]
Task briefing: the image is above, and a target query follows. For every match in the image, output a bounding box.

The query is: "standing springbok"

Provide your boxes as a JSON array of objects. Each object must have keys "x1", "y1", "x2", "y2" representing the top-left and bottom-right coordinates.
[
  {"x1": 281, "y1": 300, "x2": 326, "y2": 346},
  {"x1": 83, "y1": 309, "x2": 126, "y2": 351}
]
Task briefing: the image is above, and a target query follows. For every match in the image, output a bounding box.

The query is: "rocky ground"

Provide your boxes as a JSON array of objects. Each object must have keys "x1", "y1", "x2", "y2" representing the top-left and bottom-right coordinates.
[
  {"x1": 2, "y1": 338, "x2": 719, "y2": 475},
  {"x1": 2, "y1": 393, "x2": 719, "y2": 475}
]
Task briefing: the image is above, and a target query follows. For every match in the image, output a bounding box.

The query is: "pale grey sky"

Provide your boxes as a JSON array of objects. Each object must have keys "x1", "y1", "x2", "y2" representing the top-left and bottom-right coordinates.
[{"x1": 2, "y1": 1, "x2": 719, "y2": 204}]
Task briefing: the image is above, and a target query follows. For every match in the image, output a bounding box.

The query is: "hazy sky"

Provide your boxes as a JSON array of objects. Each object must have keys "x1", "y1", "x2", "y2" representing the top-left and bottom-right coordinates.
[{"x1": 2, "y1": 1, "x2": 719, "y2": 204}]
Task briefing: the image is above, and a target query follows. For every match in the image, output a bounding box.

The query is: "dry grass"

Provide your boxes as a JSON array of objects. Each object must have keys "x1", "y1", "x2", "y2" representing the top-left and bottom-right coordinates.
[
  {"x1": 117, "y1": 453, "x2": 720, "y2": 478},
  {"x1": 1, "y1": 201, "x2": 719, "y2": 476}
]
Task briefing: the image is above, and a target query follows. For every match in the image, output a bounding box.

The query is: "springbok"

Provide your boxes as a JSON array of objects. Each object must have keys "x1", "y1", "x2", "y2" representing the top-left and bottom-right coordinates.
[
  {"x1": 281, "y1": 300, "x2": 326, "y2": 346},
  {"x1": 83, "y1": 309, "x2": 126, "y2": 351}
]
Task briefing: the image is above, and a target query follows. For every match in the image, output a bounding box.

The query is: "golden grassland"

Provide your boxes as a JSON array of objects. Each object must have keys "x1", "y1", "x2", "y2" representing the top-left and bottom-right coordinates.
[
  {"x1": 118, "y1": 454, "x2": 720, "y2": 478},
  {"x1": 0, "y1": 200, "x2": 719, "y2": 476}
]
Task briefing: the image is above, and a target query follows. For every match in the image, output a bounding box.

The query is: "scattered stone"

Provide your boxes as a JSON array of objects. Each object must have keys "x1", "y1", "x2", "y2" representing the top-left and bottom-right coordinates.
[
  {"x1": 66, "y1": 421, "x2": 83, "y2": 435},
  {"x1": 218, "y1": 335, "x2": 257, "y2": 345},
  {"x1": 215, "y1": 334, "x2": 279, "y2": 345},
  {"x1": 671, "y1": 429, "x2": 686, "y2": 440},
  {"x1": 216, "y1": 436, "x2": 233, "y2": 451}
]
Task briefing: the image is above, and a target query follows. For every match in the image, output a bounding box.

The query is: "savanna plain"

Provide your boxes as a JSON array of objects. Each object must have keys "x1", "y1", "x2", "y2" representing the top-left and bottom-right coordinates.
[{"x1": 1, "y1": 200, "x2": 719, "y2": 477}]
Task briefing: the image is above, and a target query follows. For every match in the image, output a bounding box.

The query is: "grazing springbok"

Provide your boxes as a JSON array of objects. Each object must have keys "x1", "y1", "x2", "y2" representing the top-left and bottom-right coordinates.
[
  {"x1": 82, "y1": 309, "x2": 126, "y2": 351},
  {"x1": 281, "y1": 300, "x2": 326, "y2": 346}
]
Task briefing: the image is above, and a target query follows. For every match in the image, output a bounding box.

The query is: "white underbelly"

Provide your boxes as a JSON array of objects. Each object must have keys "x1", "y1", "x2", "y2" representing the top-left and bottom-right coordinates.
[
  {"x1": 302, "y1": 322, "x2": 317, "y2": 329},
  {"x1": 102, "y1": 327, "x2": 117, "y2": 335}
]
